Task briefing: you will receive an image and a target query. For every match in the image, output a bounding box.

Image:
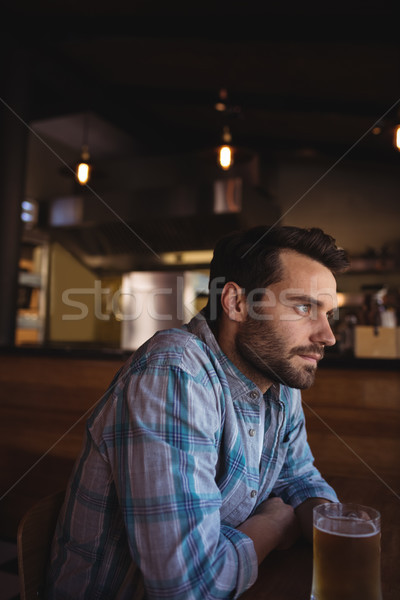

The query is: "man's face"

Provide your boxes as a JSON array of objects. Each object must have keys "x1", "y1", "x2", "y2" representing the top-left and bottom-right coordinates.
[{"x1": 235, "y1": 250, "x2": 338, "y2": 390}]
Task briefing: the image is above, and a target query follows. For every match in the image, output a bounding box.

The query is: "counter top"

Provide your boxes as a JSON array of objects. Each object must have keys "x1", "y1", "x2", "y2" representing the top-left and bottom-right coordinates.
[
  {"x1": 0, "y1": 344, "x2": 132, "y2": 361},
  {"x1": 1, "y1": 344, "x2": 400, "y2": 370},
  {"x1": 318, "y1": 351, "x2": 400, "y2": 370}
]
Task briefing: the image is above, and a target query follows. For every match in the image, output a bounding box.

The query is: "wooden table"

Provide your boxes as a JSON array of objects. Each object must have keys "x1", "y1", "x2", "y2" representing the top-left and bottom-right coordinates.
[
  {"x1": 242, "y1": 475, "x2": 400, "y2": 600},
  {"x1": 241, "y1": 539, "x2": 312, "y2": 600}
]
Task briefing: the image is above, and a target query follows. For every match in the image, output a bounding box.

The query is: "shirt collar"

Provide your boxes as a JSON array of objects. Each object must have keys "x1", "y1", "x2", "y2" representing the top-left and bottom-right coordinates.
[{"x1": 185, "y1": 311, "x2": 267, "y2": 404}]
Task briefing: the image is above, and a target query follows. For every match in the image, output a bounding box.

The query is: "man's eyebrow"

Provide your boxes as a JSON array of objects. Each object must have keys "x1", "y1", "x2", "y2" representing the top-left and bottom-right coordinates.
[{"x1": 285, "y1": 294, "x2": 323, "y2": 307}]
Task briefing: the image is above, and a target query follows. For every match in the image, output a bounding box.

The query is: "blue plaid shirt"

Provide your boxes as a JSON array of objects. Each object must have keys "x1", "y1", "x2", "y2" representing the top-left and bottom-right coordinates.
[{"x1": 47, "y1": 313, "x2": 337, "y2": 599}]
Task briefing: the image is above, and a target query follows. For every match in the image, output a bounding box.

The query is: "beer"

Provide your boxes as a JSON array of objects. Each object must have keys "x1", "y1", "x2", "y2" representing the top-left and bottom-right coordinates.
[{"x1": 311, "y1": 505, "x2": 382, "y2": 600}]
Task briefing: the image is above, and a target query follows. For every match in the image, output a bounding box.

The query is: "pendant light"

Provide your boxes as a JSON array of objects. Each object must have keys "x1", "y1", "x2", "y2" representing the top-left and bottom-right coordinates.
[
  {"x1": 394, "y1": 124, "x2": 400, "y2": 151},
  {"x1": 218, "y1": 125, "x2": 234, "y2": 171},
  {"x1": 76, "y1": 113, "x2": 92, "y2": 185}
]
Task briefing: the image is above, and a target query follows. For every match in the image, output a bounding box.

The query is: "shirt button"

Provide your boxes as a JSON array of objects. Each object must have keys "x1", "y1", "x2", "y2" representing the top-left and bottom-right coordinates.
[
  {"x1": 249, "y1": 390, "x2": 259, "y2": 399},
  {"x1": 250, "y1": 490, "x2": 257, "y2": 498},
  {"x1": 248, "y1": 428, "x2": 256, "y2": 437}
]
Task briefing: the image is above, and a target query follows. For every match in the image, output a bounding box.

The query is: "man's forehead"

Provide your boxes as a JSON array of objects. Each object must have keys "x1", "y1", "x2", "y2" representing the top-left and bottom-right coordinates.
[
  {"x1": 277, "y1": 250, "x2": 337, "y2": 287},
  {"x1": 266, "y1": 250, "x2": 338, "y2": 310}
]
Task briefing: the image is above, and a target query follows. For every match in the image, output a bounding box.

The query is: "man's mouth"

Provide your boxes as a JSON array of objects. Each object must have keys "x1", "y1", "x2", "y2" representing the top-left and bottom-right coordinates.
[
  {"x1": 291, "y1": 344, "x2": 324, "y2": 364},
  {"x1": 297, "y1": 354, "x2": 322, "y2": 365},
  {"x1": 291, "y1": 345, "x2": 325, "y2": 365}
]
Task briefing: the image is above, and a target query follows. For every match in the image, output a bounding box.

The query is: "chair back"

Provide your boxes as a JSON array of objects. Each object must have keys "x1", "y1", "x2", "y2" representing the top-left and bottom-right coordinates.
[{"x1": 17, "y1": 490, "x2": 65, "y2": 600}]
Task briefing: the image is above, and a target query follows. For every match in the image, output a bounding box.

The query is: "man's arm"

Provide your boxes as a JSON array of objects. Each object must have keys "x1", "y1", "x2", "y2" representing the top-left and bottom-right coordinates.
[
  {"x1": 237, "y1": 496, "x2": 301, "y2": 564},
  {"x1": 237, "y1": 496, "x2": 331, "y2": 562},
  {"x1": 113, "y1": 361, "x2": 260, "y2": 599}
]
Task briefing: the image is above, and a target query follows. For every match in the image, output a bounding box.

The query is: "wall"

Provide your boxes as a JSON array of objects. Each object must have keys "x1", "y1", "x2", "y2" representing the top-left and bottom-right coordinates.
[
  {"x1": 49, "y1": 243, "x2": 97, "y2": 341},
  {"x1": 25, "y1": 134, "x2": 76, "y2": 200},
  {"x1": 269, "y1": 156, "x2": 400, "y2": 256}
]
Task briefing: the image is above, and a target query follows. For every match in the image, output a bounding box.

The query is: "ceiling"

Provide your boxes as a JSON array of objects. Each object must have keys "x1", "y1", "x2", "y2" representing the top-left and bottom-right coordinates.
[{"x1": 4, "y1": 3, "x2": 400, "y2": 165}]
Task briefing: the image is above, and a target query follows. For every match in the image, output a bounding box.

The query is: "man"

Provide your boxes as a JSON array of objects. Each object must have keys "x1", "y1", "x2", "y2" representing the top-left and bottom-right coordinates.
[{"x1": 46, "y1": 225, "x2": 349, "y2": 599}]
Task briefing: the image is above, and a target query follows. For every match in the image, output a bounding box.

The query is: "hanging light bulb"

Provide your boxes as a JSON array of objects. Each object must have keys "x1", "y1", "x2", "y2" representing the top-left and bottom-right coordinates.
[
  {"x1": 219, "y1": 145, "x2": 232, "y2": 170},
  {"x1": 76, "y1": 144, "x2": 91, "y2": 185},
  {"x1": 394, "y1": 124, "x2": 400, "y2": 151},
  {"x1": 218, "y1": 126, "x2": 234, "y2": 170},
  {"x1": 214, "y1": 88, "x2": 228, "y2": 112},
  {"x1": 75, "y1": 113, "x2": 92, "y2": 185}
]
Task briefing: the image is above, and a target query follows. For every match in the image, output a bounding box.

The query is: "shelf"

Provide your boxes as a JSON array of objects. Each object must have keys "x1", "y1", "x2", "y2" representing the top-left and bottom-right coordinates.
[
  {"x1": 17, "y1": 314, "x2": 42, "y2": 330},
  {"x1": 347, "y1": 257, "x2": 398, "y2": 273},
  {"x1": 16, "y1": 240, "x2": 50, "y2": 346},
  {"x1": 18, "y1": 271, "x2": 42, "y2": 287}
]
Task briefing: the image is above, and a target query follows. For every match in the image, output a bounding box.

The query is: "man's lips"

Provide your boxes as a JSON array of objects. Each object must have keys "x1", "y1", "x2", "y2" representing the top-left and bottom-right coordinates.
[
  {"x1": 298, "y1": 353, "x2": 322, "y2": 365},
  {"x1": 290, "y1": 345, "x2": 325, "y2": 362}
]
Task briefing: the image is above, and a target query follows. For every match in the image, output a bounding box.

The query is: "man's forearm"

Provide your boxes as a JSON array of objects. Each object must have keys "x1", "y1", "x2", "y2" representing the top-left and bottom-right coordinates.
[
  {"x1": 295, "y1": 497, "x2": 331, "y2": 542},
  {"x1": 237, "y1": 513, "x2": 284, "y2": 564},
  {"x1": 237, "y1": 497, "x2": 301, "y2": 564}
]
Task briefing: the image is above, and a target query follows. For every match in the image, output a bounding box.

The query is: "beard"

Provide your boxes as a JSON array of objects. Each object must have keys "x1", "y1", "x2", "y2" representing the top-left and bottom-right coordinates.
[{"x1": 235, "y1": 316, "x2": 324, "y2": 390}]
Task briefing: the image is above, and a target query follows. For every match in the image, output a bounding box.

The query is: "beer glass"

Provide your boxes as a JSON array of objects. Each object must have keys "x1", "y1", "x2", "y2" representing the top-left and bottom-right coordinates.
[{"x1": 311, "y1": 502, "x2": 382, "y2": 600}]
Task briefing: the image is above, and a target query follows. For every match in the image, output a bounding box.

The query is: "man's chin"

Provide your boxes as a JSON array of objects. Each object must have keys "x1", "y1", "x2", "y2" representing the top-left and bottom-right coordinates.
[
  {"x1": 296, "y1": 365, "x2": 318, "y2": 389},
  {"x1": 297, "y1": 376, "x2": 316, "y2": 390},
  {"x1": 283, "y1": 361, "x2": 318, "y2": 389},
  {"x1": 266, "y1": 363, "x2": 317, "y2": 390}
]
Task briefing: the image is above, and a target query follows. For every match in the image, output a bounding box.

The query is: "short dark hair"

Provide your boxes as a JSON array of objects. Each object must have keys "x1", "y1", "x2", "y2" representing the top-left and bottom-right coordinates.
[{"x1": 205, "y1": 225, "x2": 349, "y2": 321}]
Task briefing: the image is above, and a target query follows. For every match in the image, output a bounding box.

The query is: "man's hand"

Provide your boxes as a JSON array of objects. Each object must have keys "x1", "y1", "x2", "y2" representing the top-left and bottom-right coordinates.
[
  {"x1": 237, "y1": 497, "x2": 301, "y2": 564},
  {"x1": 295, "y1": 497, "x2": 331, "y2": 543}
]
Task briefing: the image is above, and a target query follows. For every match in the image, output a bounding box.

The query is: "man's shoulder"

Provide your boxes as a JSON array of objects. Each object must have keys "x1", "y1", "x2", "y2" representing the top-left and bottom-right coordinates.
[
  {"x1": 91, "y1": 325, "x2": 224, "y2": 423},
  {"x1": 129, "y1": 324, "x2": 220, "y2": 379}
]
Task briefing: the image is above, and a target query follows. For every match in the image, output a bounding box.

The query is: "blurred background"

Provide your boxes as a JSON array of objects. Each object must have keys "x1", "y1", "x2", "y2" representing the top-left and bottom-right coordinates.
[{"x1": 1, "y1": 2, "x2": 400, "y2": 355}]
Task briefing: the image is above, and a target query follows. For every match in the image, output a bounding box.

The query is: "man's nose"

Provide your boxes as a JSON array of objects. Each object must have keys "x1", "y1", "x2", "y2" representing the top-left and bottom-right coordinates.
[{"x1": 310, "y1": 316, "x2": 336, "y2": 347}]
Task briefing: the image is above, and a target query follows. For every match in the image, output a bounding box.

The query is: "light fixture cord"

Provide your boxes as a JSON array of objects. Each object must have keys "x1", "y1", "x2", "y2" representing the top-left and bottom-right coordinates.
[
  {"x1": 82, "y1": 112, "x2": 90, "y2": 150},
  {"x1": 81, "y1": 112, "x2": 90, "y2": 159}
]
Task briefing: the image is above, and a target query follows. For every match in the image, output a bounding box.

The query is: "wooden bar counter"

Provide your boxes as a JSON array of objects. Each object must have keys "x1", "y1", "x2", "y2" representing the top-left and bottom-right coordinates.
[
  {"x1": 0, "y1": 349, "x2": 127, "y2": 539},
  {"x1": 0, "y1": 348, "x2": 399, "y2": 597}
]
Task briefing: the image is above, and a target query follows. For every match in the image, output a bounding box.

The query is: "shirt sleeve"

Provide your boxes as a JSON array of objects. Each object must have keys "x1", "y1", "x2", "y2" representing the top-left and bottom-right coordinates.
[
  {"x1": 270, "y1": 388, "x2": 338, "y2": 508},
  {"x1": 99, "y1": 358, "x2": 258, "y2": 599}
]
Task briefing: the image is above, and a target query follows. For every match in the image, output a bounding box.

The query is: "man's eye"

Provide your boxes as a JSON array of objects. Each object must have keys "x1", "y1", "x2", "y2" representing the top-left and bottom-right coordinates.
[
  {"x1": 295, "y1": 304, "x2": 311, "y2": 315},
  {"x1": 328, "y1": 309, "x2": 338, "y2": 323}
]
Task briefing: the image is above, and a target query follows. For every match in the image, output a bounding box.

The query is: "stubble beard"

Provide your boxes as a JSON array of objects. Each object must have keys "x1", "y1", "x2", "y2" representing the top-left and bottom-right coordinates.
[{"x1": 235, "y1": 318, "x2": 324, "y2": 390}]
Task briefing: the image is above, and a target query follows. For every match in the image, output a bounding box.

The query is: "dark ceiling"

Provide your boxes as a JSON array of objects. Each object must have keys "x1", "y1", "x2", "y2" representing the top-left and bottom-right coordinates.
[{"x1": 3, "y1": 3, "x2": 400, "y2": 166}]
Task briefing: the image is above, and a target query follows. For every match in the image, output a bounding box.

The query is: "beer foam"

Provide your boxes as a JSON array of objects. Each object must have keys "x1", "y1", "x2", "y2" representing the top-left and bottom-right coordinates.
[{"x1": 315, "y1": 517, "x2": 378, "y2": 537}]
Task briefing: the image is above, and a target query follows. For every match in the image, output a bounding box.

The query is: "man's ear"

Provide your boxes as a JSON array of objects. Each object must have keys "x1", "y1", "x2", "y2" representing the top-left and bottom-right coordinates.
[{"x1": 220, "y1": 282, "x2": 247, "y2": 322}]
